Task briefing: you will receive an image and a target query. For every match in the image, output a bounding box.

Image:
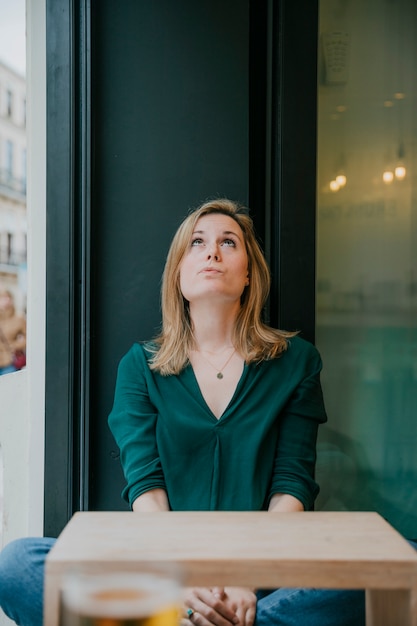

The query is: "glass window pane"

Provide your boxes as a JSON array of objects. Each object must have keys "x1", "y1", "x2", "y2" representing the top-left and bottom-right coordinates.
[
  {"x1": 0, "y1": 0, "x2": 27, "y2": 377},
  {"x1": 316, "y1": 0, "x2": 417, "y2": 539}
]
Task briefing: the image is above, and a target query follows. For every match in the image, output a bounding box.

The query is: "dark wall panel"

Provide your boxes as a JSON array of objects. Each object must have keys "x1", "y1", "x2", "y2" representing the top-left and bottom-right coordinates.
[
  {"x1": 45, "y1": 0, "x2": 319, "y2": 535},
  {"x1": 89, "y1": 0, "x2": 250, "y2": 510}
]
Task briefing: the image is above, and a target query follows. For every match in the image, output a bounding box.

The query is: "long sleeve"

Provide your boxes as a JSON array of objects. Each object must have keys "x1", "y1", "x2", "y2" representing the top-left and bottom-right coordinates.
[
  {"x1": 268, "y1": 343, "x2": 327, "y2": 510},
  {"x1": 108, "y1": 345, "x2": 167, "y2": 507}
]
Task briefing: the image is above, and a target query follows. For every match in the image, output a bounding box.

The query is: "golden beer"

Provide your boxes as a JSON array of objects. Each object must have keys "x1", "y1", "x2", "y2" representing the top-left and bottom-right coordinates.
[{"x1": 61, "y1": 571, "x2": 180, "y2": 626}]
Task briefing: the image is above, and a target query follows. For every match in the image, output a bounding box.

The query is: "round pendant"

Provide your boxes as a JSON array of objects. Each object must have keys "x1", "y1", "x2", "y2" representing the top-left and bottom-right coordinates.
[{"x1": 217, "y1": 372, "x2": 223, "y2": 379}]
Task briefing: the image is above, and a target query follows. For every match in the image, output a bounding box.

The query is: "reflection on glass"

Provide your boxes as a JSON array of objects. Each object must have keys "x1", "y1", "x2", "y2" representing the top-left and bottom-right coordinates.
[
  {"x1": 316, "y1": 0, "x2": 417, "y2": 539},
  {"x1": 0, "y1": 0, "x2": 27, "y2": 375}
]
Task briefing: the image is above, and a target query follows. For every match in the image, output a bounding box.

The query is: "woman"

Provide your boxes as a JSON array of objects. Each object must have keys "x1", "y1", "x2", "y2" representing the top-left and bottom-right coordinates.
[
  {"x1": 0, "y1": 199, "x2": 370, "y2": 626},
  {"x1": 0, "y1": 289, "x2": 26, "y2": 375}
]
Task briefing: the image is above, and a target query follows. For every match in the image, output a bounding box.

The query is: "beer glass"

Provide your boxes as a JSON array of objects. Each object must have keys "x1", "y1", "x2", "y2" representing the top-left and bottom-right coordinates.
[{"x1": 60, "y1": 569, "x2": 181, "y2": 626}]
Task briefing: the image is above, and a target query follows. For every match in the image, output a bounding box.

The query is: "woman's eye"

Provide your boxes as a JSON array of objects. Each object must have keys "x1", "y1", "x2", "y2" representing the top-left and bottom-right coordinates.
[
  {"x1": 191, "y1": 238, "x2": 204, "y2": 246},
  {"x1": 222, "y1": 239, "x2": 236, "y2": 247}
]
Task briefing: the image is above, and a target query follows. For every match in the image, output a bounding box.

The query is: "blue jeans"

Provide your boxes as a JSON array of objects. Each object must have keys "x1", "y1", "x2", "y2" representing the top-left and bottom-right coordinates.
[
  {"x1": 0, "y1": 537, "x2": 416, "y2": 626},
  {"x1": 0, "y1": 364, "x2": 17, "y2": 376},
  {"x1": 0, "y1": 537, "x2": 55, "y2": 626}
]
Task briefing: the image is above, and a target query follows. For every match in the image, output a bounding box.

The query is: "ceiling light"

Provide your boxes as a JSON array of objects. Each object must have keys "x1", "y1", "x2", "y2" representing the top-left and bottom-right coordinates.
[
  {"x1": 382, "y1": 170, "x2": 394, "y2": 184},
  {"x1": 394, "y1": 166, "x2": 406, "y2": 180}
]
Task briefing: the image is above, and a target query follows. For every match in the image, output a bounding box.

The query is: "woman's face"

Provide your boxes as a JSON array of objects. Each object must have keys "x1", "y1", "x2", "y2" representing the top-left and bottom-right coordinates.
[
  {"x1": 179, "y1": 213, "x2": 249, "y2": 306},
  {"x1": 0, "y1": 292, "x2": 12, "y2": 312}
]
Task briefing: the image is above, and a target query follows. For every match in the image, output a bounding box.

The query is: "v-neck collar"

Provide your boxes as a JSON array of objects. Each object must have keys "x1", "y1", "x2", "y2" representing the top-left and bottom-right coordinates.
[{"x1": 183, "y1": 361, "x2": 250, "y2": 422}]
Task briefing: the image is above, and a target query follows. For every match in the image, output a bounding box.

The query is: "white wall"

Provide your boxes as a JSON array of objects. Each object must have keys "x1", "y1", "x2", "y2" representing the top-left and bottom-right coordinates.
[
  {"x1": 0, "y1": 370, "x2": 29, "y2": 542},
  {"x1": 26, "y1": 0, "x2": 46, "y2": 538}
]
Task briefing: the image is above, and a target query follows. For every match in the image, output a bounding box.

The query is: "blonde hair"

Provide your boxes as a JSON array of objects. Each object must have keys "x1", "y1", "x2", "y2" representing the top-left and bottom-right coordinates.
[{"x1": 150, "y1": 198, "x2": 295, "y2": 375}]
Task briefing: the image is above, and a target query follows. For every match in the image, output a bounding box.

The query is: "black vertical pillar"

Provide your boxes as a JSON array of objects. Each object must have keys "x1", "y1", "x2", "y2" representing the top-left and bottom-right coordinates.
[{"x1": 268, "y1": 0, "x2": 319, "y2": 342}]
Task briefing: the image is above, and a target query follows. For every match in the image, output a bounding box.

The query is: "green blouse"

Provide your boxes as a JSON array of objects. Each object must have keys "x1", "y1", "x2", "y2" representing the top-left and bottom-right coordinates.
[{"x1": 108, "y1": 336, "x2": 327, "y2": 512}]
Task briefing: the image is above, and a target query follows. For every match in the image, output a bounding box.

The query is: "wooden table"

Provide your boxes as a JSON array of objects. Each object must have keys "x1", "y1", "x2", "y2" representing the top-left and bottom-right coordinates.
[{"x1": 44, "y1": 511, "x2": 417, "y2": 626}]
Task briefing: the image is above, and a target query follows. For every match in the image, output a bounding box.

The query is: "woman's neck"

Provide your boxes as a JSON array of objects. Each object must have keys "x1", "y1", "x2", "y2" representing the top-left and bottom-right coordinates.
[{"x1": 189, "y1": 301, "x2": 239, "y2": 352}]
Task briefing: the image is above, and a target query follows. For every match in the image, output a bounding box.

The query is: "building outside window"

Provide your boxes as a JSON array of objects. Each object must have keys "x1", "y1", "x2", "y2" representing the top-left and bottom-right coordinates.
[
  {"x1": 21, "y1": 147, "x2": 26, "y2": 193},
  {"x1": 5, "y1": 140, "x2": 13, "y2": 178},
  {"x1": 6, "y1": 89, "x2": 12, "y2": 118},
  {"x1": 0, "y1": 61, "x2": 27, "y2": 316}
]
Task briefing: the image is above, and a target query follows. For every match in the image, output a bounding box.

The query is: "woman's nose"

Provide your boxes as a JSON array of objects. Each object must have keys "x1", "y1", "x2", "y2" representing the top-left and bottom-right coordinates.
[{"x1": 207, "y1": 243, "x2": 220, "y2": 261}]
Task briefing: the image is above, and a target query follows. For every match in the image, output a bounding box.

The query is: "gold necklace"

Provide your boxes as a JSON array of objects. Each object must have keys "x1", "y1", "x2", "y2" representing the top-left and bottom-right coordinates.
[{"x1": 197, "y1": 348, "x2": 236, "y2": 379}]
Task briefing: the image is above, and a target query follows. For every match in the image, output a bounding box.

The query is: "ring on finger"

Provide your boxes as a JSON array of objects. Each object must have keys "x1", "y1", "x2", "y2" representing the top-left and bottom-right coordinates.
[{"x1": 187, "y1": 608, "x2": 195, "y2": 619}]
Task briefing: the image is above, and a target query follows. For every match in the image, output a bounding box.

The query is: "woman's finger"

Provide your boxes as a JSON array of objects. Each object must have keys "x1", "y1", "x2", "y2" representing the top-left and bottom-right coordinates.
[
  {"x1": 210, "y1": 587, "x2": 226, "y2": 600},
  {"x1": 183, "y1": 588, "x2": 238, "y2": 626},
  {"x1": 196, "y1": 588, "x2": 238, "y2": 623},
  {"x1": 188, "y1": 609, "x2": 235, "y2": 626},
  {"x1": 190, "y1": 600, "x2": 236, "y2": 626},
  {"x1": 237, "y1": 605, "x2": 256, "y2": 626}
]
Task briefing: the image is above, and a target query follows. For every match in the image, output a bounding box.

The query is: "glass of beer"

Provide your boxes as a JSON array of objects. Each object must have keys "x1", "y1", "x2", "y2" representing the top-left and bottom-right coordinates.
[{"x1": 60, "y1": 568, "x2": 181, "y2": 626}]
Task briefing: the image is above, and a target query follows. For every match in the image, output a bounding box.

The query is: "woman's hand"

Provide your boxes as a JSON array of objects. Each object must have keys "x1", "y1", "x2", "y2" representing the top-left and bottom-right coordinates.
[
  {"x1": 182, "y1": 587, "x2": 256, "y2": 626},
  {"x1": 132, "y1": 489, "x2": 170, "y2": 511},
  {"x1": 222, "y1": 588, "x2": 257, "y2": 626}
]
